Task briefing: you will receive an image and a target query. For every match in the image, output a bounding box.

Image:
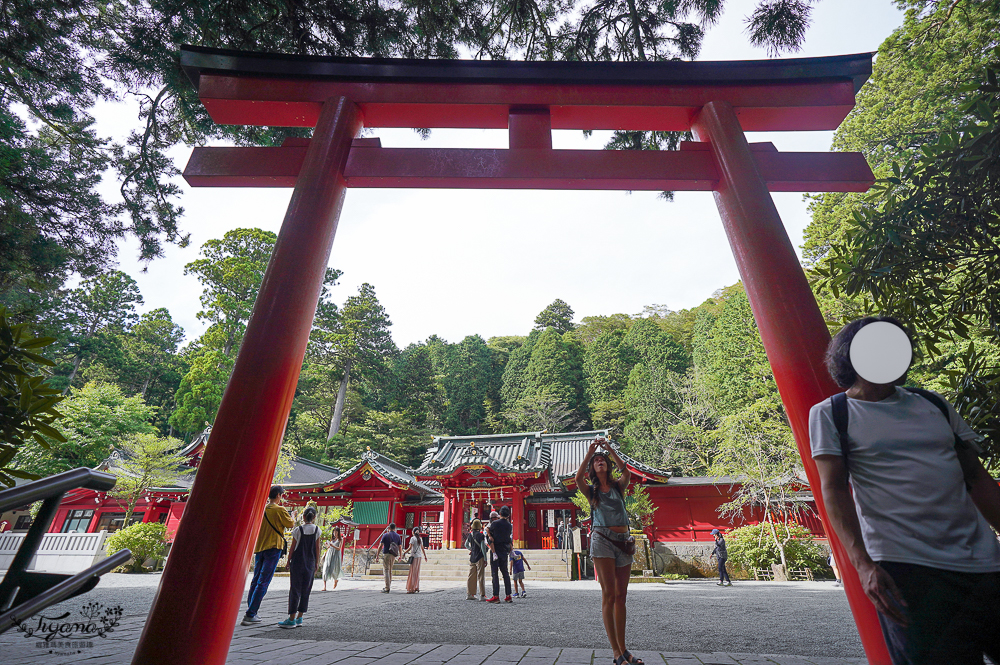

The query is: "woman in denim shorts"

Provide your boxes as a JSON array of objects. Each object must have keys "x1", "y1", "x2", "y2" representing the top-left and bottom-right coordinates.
[{"x1": 575, "y1": 437, "x2": 642, "y2": 665}]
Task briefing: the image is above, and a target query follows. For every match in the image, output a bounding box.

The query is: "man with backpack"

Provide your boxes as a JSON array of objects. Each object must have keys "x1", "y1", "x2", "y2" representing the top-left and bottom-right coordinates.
[
  {"x1": 466, "y1": 519, "x2": 488, "y2": 600},
  {"x1": 380, "y1": 523, "x2": 402, "y2": 593},
  {"x1": 810, "y1": 317, "x2": 1000, "y2": 665},
  {"x1": 242, "y1": 485, "x2": 294, "y2": 625}
]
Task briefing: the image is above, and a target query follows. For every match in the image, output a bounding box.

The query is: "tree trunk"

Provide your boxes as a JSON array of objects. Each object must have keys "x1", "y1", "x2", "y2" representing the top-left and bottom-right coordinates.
[
  {"x1": 625, "y1": 0, "x2": 647, "y2": 61},
  {"x1": 63, "y1": 354, "x2": 83, "y2": 395},
  {"x1": 328, "y1": 359, "x2": 353, "y2": 439}
]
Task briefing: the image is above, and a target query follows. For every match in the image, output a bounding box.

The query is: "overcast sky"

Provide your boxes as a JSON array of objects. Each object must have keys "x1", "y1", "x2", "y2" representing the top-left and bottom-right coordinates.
[{"x1": 101, "y1": 0, "x2": 907, "y2": 349}]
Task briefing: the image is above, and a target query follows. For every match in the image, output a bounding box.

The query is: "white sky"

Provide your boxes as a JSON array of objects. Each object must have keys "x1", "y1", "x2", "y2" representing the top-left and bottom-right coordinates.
[{"x1": 102, "y1": 0, "x2": 907, "y2": 348}]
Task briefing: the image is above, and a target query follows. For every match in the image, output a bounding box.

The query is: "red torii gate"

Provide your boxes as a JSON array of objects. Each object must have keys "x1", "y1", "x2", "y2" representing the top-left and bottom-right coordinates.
[{"x1": 133, "y1": 46, "x2": 889, "y2": 664}]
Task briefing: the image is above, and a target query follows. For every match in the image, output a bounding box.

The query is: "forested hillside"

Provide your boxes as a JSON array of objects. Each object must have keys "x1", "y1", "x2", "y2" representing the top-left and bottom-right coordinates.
[{"x1": 3, "y1": 215, "x2": 792, "y2": 480}]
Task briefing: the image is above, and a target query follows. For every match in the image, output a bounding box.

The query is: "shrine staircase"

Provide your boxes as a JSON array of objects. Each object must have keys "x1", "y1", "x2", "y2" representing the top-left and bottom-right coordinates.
[{"x1": 360, "y1": 548, "x2": 573, "y2": 582}]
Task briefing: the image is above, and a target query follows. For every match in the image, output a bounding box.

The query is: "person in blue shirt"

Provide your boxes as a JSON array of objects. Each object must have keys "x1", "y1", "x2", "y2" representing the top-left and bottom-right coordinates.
[{"x1": 510, "y1": 549, "x2": 532, "y2": 597}]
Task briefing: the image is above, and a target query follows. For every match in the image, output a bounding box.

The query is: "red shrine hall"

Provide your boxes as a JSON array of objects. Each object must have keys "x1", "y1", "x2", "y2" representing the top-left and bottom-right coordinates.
[{"x1": 35, "y1": 429, "x2": 824, "y2": 553}]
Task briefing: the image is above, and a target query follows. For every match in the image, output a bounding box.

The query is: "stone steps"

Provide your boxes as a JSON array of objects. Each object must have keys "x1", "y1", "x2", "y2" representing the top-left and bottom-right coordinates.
[{"x1": 363, "y1": 548, "x2": 573, "y2": 580}]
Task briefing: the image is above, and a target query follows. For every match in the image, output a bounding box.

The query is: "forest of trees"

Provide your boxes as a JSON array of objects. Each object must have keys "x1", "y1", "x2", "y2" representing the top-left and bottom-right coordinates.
[{"x1": 2, "y1": 2, "x2": 998, "y2": 487}]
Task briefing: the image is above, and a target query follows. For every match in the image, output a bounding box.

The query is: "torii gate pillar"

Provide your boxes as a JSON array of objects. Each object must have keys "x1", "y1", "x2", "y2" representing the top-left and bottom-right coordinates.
[
  {"x1": 692, "y1": 101, "x2": 889, "y2": 661},
  {"x1": 131, "y1": 96, "x2": 362, "y2": 665}
]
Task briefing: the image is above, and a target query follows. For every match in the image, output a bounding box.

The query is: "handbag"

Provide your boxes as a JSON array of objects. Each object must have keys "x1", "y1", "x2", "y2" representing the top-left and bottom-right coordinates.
[
  {"x1": 597, "y1": 530, "x2": 636, "y2": 556},
  {"x1": 264, "y1": 515, "x2": 288, "y2": 556}
]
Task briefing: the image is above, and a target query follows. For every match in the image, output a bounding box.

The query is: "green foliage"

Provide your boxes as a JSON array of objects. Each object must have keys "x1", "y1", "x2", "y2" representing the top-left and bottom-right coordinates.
[
  {"x1": 815, "y1": 48, "x2": 1000, "y2": 462},
  {"x1": 693, "y1": 286, "x2": 775, "y2": 416},
  {"x1": 724, "y1": 523, "x2": 829, "y2": 574},
  {"x1": 803, "y1": 2, "x2": 1000, "y2": 265},
  {"x1": 59, "y1": 271, "x2": 144, "y2": 392},
  {"x1": 15, "y1": 382, "x2": 155, "y2": 478},
  {"x1": 184, "y1": 228, "x2": 276, "y2": 357},
  {"x1": 584, "y1": 328, "x2": 632, "y2": 405},
  {"x1": 439, "y1": 335, "x2": 497, "y2": 435},
  {"x1": 324, "y1": 410, "x2": 429, "y2": 470},
  {"x1": 534, "y1": 299, "x2": 575, "y2": 333},
  {"x1": 169, "y1": 350, "x2": 232, "y2": 435},
  {"x1": 523, "y1": 328, "x2": 587, "y2": 422},
  {"x1": 104, "y1": 522, "x2": 168, "y2": 573},
  {"x1": 109, "y1": 433, "x2": 186, "y2": 522},
  {"x1": 0, "y1": 306, "x2": 66, "y2": 486}
]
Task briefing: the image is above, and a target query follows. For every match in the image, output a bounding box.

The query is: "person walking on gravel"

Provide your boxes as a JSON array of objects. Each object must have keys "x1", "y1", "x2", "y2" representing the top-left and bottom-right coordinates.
[
  {"x1": 576, "y1": 436, "x2": 643, "y2": 665},
  {"x1": 710, "y1": 529, "x2": 732, "y2": 586},
  {"x1": 279, "y1": 506, "x2": 321, "y2": 628},
  {"x1": 380, "y1": 523, "x2": 402, "y2": 593}
]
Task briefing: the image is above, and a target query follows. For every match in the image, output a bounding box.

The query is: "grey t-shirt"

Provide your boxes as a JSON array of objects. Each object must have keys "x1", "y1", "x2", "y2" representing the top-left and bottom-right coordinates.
[{"x1": 809, "y1": 387, "x2": 1000, "y2": 573}]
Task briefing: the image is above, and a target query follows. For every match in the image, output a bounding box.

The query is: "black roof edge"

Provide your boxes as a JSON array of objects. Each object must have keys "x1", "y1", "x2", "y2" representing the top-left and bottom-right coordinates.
[{"x1": 179, "y1": 45, "x2": 873, "y2": 94}]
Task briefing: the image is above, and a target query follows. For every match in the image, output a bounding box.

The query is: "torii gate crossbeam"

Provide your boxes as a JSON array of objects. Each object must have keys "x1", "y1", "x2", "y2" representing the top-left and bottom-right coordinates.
[{"x1": 131, "y1": 46, "x2": 889, "y2": 665}]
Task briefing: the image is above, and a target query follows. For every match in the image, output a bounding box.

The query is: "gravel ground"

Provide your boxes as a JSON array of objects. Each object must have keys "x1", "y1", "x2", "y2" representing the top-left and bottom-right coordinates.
[{"x1": 31, "y1": 574, "x2": 862, "y2": 659}]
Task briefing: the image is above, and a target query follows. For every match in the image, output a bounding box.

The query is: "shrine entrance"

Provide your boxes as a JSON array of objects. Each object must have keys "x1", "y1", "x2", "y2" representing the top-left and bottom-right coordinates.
[{"x1": 132, "y1": 46, "x2": 890, "y2": 665}]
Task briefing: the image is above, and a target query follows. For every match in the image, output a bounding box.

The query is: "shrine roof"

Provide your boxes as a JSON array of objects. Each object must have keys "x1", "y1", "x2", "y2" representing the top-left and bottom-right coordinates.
[
  {"x1": 411, "y1": 429, "x2": 670, "y2": 485},
  {"x1": 283, "y1": 457, "x2": 341, "y2": 485},
  {"x1": 180, "y1": 45, "x2": 871, "y2": 93},
  {"x1": 323, "y1": 449, "x2": 439, "y2": 496},
  {"x1": 411, "y1": 431, "x2": 553, "y2": 476}
]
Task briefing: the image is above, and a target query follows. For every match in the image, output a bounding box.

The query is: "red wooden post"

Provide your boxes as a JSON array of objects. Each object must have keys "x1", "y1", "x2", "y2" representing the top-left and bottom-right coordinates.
[
  {"x1": 691, "y1": 100, "x2": 891, "y2": 664},
  {"x1": 131, "y1": 97, "x2": 362, "y2": 665},
  {"x1": 511, "y1": 488, "x2": 525, "y2": 548}
]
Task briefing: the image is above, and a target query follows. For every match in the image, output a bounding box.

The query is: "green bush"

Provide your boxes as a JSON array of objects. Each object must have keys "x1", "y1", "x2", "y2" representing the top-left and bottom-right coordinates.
[
  {"x1": 724, "y1": 523, "x2": 830, "y2": 574},
  {"x1": 105, "y1": 522, "x2": 168, "y2": 573}
]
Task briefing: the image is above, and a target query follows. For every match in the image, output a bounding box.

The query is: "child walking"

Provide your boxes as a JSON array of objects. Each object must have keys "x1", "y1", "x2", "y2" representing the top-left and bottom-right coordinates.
[
  {"x1": 279, "y1": 507, "x2": 321, "y2": 628},
  {"x1": 510, "y1": 549, "x2": 531, "y2": 598}
]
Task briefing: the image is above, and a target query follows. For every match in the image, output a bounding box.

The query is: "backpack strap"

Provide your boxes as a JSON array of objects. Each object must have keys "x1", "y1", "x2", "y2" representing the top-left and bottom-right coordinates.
[
  {"x1": 830, "y1": 392, "x2": 851, "y2": 475},
  {"x1": 902, "y1": 387, "x2": 978, "y2": 491}
]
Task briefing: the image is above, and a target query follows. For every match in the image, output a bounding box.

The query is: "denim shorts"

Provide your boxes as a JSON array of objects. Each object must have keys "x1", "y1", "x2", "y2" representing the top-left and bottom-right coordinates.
[{"x1": 590, "y1": 527, "x2": 633, "y2": 568}]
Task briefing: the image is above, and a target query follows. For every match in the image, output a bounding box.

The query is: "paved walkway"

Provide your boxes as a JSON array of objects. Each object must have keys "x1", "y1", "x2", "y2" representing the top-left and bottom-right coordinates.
[{"x1": 0, "y1": 576, "x2": 869, "y2": 665}]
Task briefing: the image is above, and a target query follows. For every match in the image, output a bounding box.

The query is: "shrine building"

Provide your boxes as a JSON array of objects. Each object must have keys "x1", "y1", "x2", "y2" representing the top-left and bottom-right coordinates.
[{"x1": 25, "y1": 428, "x2": 825, "y2": 550}]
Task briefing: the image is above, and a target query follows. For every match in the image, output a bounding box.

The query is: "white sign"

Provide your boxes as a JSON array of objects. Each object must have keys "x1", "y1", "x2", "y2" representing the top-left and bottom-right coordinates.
[
  {"x1": 547, "y1": 509, "x2": 555, "y2": 528},
  {"x1": 354, "y1": 529, "x2": 360, "y2": 541}
]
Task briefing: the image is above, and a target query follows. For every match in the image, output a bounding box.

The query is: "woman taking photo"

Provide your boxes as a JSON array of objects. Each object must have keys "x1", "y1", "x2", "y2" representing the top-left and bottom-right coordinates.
[
  {"x1": 322, "y1": 526, "x2": 343, "y2": 591},
  {"x1": 575, "y1": 437, "x2": 642, "y2": 665}
]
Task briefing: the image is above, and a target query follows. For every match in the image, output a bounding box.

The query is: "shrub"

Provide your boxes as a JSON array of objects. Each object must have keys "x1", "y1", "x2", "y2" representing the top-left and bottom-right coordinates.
[
  {"x1": 725, "y1": 523, "x2": 830, "y2": 574},
  {"x1": 105, "y1": 522, "x2": 168, "y2": 573}
]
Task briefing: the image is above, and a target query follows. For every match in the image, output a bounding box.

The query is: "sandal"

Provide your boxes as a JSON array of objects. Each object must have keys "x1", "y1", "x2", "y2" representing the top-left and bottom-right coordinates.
[
  {"x1": 623, "y1": 651, "x2": 644, "y2": 665},
  {"x1": 613, "y1": 656, "x2": 627, "y2": 665}
]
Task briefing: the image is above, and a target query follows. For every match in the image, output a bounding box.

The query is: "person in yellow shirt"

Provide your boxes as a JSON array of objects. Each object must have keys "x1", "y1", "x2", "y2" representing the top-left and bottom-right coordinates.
[{"x1": 242, "y1": 485, "x2": 294, "y2": 625}]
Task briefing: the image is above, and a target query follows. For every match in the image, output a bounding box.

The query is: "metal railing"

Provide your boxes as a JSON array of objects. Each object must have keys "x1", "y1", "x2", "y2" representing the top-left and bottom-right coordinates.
[{"x1": 0, "y1": 468, "x2": 132, "y2": 634}]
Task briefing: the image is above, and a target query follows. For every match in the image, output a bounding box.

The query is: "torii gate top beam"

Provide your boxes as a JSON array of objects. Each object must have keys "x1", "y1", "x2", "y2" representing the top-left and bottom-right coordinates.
[{"x1": 180, "y1": 45, "x2": 872, "y2": 132}]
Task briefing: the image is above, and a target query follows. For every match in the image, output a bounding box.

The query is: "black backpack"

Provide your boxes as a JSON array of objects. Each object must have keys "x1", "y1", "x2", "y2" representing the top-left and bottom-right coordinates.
[{"x1": 830, "y1": 386, "x2": 978, "y2": 490}]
